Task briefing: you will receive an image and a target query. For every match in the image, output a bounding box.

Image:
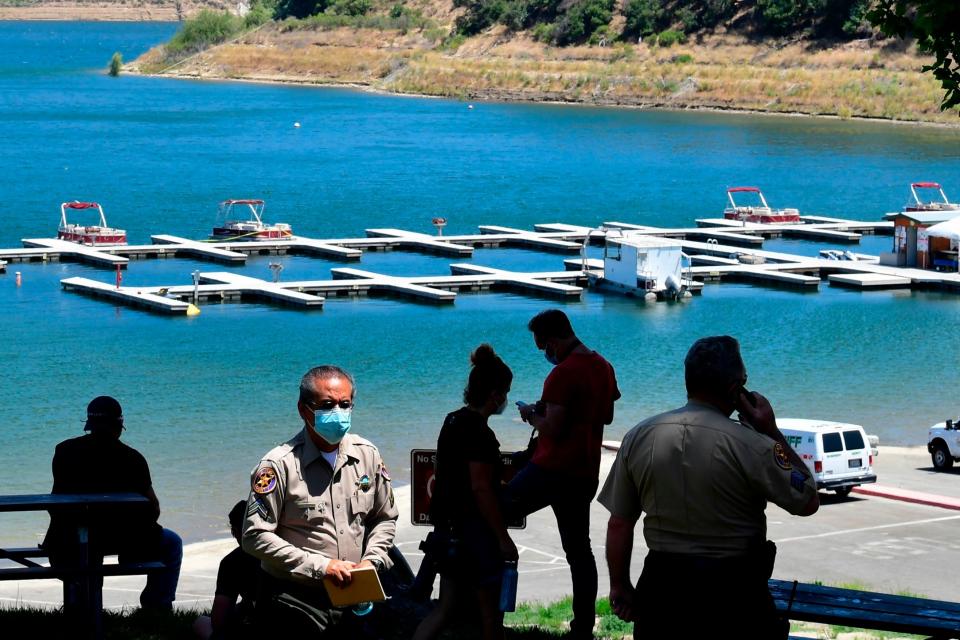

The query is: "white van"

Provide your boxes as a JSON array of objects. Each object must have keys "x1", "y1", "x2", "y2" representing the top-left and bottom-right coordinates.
[{"x1": 779, "y1": 419, "x2": 878, "y2": 497}]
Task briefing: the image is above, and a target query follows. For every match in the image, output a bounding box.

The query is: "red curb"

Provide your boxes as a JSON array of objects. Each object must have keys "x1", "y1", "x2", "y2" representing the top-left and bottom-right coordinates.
[{"x1": 852, "y1": 484, "x2": 960, "y2": 511}]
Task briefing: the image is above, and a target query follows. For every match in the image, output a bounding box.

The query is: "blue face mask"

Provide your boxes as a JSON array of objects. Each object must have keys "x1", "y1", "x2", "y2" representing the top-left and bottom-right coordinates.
[
  {"x1": 312, "y1": 408, "x2": 352, "y2": 444},
  {"x1": 544, "y1": 347, "x2": 559, "y2": 365}
]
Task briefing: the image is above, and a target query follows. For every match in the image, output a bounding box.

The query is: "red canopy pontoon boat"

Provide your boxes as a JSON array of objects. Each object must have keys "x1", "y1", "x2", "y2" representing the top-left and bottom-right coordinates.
[
  {"x1": 57, "y1": 201, "x2": 127, "y2": 246},
  {"x1": 723, "y1": 187, "x2": 801, "y2": 224},
  {"x1": 211, "y1": 199, "x2": 293, "y2": 241},
  {"x1": 904, "y1": 183, "x2": 960, "y2": 213}
]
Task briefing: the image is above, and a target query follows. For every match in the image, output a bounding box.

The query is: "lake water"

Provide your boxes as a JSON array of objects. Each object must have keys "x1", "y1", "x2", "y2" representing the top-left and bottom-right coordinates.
[{"x1": 2, "y1": 21, "x2": 959, "y2": 545}]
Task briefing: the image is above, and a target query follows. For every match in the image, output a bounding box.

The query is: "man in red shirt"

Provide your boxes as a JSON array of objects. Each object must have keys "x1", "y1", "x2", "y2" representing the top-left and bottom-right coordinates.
[{"x1": 510, "y1": 309, "x2": 620, "y2": 639}]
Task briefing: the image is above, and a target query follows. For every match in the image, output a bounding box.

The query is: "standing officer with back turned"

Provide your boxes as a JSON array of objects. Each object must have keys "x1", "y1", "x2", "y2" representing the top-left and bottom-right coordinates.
[
  {"x1": 242, "y1": 365, "x2": 398, "y2": 637},
  {"x1": 599, "y1": 336, "x2": 819, "y2": 639}
]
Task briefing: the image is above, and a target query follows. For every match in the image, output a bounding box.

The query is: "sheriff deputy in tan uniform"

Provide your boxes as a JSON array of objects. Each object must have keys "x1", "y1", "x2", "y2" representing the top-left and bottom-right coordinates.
[
  {"x1": 242, "y1": 365, "x2": 398, "y2": 635},
  {"x1": 599, "y1": 336, "x2": 819, "y2": 640}
]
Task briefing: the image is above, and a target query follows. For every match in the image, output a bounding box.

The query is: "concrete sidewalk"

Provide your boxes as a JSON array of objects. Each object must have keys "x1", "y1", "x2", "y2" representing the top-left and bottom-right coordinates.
[{"x1": 3, "y1": 445, "x2": 960, "y2": 612}]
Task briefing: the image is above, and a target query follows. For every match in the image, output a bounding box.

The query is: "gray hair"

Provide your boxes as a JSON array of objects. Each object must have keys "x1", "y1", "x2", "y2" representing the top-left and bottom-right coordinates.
[
  {"x1": 684, "y1": 336, "x2": 744, "y2": 396},
  {"x1": 299, "y1": 365, "x2": 356, "y2": 401}
]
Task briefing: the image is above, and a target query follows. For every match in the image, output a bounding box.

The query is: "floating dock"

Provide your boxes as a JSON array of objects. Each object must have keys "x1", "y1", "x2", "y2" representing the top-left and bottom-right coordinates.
[
  {"x1": 4, "y1": 214, "x2": 957, "y2": 316},
  {"x1": 60, "y1": 264, "x2": 593, "y2": 314}
]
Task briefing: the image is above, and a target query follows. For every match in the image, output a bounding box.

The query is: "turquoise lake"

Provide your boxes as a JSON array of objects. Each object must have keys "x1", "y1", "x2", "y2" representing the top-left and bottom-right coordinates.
[{"x1": 2, "y1": 21, "x2": 959, "y2": 544}]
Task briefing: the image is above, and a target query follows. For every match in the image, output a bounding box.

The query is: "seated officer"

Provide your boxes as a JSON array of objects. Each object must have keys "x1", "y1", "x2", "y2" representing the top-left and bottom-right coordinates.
[
  {"x1": 194, "y1": 501, "x2": 259, "y2": 639},
  {"x1": 242, "y1": 365, "x2": 398, "y2": 636},
  {"x1": 43, "y1": 395, "x2": 183, "y2": 610}
]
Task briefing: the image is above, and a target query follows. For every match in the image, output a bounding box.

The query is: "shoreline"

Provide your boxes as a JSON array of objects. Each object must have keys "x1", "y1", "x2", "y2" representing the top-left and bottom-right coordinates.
[{"x1": 133, "y1": 69, "x2": 960, "y2": 130}]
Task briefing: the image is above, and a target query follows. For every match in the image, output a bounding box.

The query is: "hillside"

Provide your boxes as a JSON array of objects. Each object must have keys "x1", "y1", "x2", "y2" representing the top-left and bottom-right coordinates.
[
  {"x1": 0, "y1": 0, "x2": 230, "y2": 21},
  {"x1": 127, "y1": 1, "x2": 957, "y2": 124}
]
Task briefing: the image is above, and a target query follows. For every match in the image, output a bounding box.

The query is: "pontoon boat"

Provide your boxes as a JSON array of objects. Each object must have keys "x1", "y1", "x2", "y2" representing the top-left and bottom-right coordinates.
[
  {"x1": 57, "y1": 201, "x2": 127, "y2": 246},
  {"x1": 211, "y1": 199, "x2": 293, "y2": 241},
  {"x1": 723, "y1": 187, "x2": 801, "y2": 224}
]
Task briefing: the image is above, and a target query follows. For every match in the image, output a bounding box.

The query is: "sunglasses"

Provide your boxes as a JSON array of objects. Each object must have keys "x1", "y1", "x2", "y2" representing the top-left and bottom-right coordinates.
[{"x1": 305, "y1": 399, "x2": 353, "y2": 411}]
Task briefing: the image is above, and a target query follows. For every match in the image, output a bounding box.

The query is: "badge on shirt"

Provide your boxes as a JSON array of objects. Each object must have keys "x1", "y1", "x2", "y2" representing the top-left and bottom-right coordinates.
[
  {"x1": 253, "y1": 466, "x2": 278, "y2": 494},
  {"x1": 358, "y1": 475, "x2": 371, "y2": 492},
  {"x1": 773, "y1": 443, "x2": 792, "y2": 471}
]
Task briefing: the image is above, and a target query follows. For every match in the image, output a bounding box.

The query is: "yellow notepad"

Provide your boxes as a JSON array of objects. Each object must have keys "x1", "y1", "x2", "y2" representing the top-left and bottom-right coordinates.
[{"x1": 323, "y1": 566, "x2": 387, "y2": 607}]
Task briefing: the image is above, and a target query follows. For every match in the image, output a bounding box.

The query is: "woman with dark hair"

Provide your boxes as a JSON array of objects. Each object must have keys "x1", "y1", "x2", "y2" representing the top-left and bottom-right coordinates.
[{"x1": 413, "y1": 344, "x2": 518, "y2": 640}]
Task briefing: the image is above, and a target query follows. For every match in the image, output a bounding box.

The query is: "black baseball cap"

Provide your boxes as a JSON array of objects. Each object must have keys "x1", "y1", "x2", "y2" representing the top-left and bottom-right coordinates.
[{"x1": 84, "y1": 396, "x2": 123, "y2": 431}]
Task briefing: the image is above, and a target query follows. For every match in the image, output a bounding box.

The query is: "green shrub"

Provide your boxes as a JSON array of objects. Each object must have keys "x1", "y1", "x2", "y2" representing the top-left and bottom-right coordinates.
[
  {"x1": 700, "y1": 0, "x2": 735, "y2": 28},
  {"x1": 756, "y1": 0, "x2": 823, "y2": 36},
  {"x1": 656, "y1": 29, "x2": 686, "y2": 47},
  {"x1": 552, "y1": 0, "x2": 614, "y2": 45},
  {"x1": 674, "y1": 5, "x2": 697, "y2": 32},
  {"x1": 167, "y1": 9, "x2": 241, "y2": 54},
  {"x1": 438, "y1": 33, "x2": 467, "y2": 51},
  {"x1": 275, "y1": 0, "x2": 323, "y2": 19},
  {"x1": 454, "y1": 0, "x2": 507, "y2": 34},
  {"x1": 842, "y1": 0, "x2": 871, "y2": 36},
  {"x1": 108, "y1": 51, "x2": 122, "y2": 76},
  {"x1": 328, "y1": 0, "x2": 371, "y2": 16},
  {"x1": 622, "y1": 0, "x2": 663, "y2": 38},
  {"x1": 672, "y1": 52, "x2": 693, "y2": 63},
  {"x1": 244, "y1": 1, "x2": 274, "y2": 27},
  {"x1": 532, "y1": 21, "x2": 556, "y2": 42}
]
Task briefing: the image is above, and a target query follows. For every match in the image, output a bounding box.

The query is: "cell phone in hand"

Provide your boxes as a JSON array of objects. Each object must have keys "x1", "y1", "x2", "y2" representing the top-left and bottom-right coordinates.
[{"x1": 516, "y1": 401, "x2": 529, "y2": 409}]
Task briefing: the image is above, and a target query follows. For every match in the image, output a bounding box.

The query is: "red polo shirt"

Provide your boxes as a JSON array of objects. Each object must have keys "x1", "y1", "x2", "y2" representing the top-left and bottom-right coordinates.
[{"x1": 532, "y1": 350, "x2": 620, "y2": 480}]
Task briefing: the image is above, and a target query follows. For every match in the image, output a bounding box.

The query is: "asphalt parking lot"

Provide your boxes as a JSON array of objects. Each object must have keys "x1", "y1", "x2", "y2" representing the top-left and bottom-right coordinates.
[
  {"x1": 2, "y1": 445, "x2": 958, "y2": 611},
  {"x1": 395, "y1": 445, "x2": 960, "y2": 603}
]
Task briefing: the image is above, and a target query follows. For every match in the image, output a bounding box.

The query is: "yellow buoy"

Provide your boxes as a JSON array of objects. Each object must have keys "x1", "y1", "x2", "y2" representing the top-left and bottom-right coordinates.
[{"x1": 186, "y1": 304, "x2": 201, "y2": 316}]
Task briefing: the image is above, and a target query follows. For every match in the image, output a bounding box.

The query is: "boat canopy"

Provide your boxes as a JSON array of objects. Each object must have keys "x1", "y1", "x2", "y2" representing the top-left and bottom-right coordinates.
[
  {"x1": 62, "y1": 201, "x2": 101, "y2": 210},
  {"x1": 60, "y1": 201, "x2": 108, "y2": 228},
  {"x1": 911, "y1": 182, "x2": 942, "y2": 189},
  {"x1": 221, "y1": 199, "x2": 265, "y2": 205},
  {"x1": 727, "y1": 187, "x2": 761, "y2": 193}
]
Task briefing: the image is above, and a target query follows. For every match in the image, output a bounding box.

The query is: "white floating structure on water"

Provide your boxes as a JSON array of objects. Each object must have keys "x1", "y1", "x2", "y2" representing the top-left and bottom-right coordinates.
[{"x1": 590, "y1": 234, "x2": 692, "y2": 301}]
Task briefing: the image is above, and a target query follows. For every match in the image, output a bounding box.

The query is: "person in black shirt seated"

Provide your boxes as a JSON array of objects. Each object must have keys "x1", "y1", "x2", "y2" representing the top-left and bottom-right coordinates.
[
  {"x1": 413, "y1": 344, "x2": 518, "y2": 640},
  {"x1": 194, "y1": 501, "x2": 260, "y2": 639},
  {"x1": 43, "y1": 395, "x2": 183, "y2": 610}
]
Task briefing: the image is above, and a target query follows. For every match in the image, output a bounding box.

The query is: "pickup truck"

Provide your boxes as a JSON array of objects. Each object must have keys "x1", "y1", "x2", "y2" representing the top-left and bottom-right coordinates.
[{"x1": 928, "y1": 418, "x2": 960, "y2": 471}]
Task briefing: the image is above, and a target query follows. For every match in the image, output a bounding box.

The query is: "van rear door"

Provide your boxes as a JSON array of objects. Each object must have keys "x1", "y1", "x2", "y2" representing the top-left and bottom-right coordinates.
[
  {"x1": 842, "y1": 429, "x2": 868, "y2": 473},
  {"x1": 820, "y1": 431, "x2": 846, "y2": 478}
]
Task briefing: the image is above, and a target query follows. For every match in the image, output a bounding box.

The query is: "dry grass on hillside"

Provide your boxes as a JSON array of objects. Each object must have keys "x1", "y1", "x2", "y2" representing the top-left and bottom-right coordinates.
[{"x1": 133, "y1": 24, "x2": 958, "y2": 124}]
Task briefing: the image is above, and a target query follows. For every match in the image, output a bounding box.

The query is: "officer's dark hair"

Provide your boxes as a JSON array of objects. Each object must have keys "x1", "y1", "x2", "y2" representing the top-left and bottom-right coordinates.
[
  {"x1": 300, "y1": 365, "x2": 356, "y2": 401},
  {"x1": 684, "y1": 336, "x2": 745, "y2": 396},
  {"x1": 463, "y1": 344, "x2": 513, "y2": 407},
  {"x1": 527, "y1": 309, "x2": 574, "y2": 340},
  {"x1": 228, "y1": 500, "x2": 246, "y2": 532}
]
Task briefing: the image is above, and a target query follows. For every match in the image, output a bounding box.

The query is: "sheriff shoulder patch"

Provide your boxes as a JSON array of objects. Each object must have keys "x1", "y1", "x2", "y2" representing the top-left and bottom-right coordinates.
[
  {"x1": 253, "y1": 466, "x2": 278, "y2": 494},
  {"x1": 379, "y1": 463, "x2": 391, "y2": 482},
  {"x1": 773, "y1": 443, "x2": 792, "y2": 471}
]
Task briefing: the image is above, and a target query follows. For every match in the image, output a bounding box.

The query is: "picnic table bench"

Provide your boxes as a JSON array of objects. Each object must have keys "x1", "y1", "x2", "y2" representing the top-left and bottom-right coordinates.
[
  {"x1": 0, "y1": 493, "x2": 167, "y2": 640},
  {"x1": 771, "y1": 578, "x2": 960, "y2": 639}
]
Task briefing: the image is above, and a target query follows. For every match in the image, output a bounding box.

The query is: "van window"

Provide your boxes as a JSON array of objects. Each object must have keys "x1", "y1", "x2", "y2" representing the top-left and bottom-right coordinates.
[
  {"x1": 822, "y1": 432, "x2": 843, "y2": 453},
  {"x1": 843, "y1": 430, "x2": 865, "y2": 451}
]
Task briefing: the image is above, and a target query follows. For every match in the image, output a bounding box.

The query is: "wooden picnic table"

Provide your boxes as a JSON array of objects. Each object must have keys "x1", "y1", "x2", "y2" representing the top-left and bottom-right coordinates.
[{"x1": 0, "y1": 493, "x2": 157, "y2": 640}]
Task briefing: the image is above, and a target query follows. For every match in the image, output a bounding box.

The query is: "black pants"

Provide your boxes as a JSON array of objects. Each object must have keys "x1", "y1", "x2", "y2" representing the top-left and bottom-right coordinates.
[
  {"x1": 255, "y1": 571, "x2": 362, "y2": 638},
  {"x1": 503, "y1": 463, "x2": 598, "y2": 639},
  {"x1": 632, "y1": 549, "x2": 788, "y2": 640}
]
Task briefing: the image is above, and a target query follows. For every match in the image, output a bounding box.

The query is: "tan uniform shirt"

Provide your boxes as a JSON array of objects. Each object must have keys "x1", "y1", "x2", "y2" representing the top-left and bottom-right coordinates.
[
  {"x1": 242, "y1": 429, "x2": 398, "y2": 585},
  {"x1": 598, "y1": 401, "x2": 817, "y2": 558}
]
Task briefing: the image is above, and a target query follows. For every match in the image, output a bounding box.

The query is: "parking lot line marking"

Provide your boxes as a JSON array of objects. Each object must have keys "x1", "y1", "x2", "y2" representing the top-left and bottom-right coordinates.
[{"x1": 775, "y1": 514, "x2": 960, "y2": 543}]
